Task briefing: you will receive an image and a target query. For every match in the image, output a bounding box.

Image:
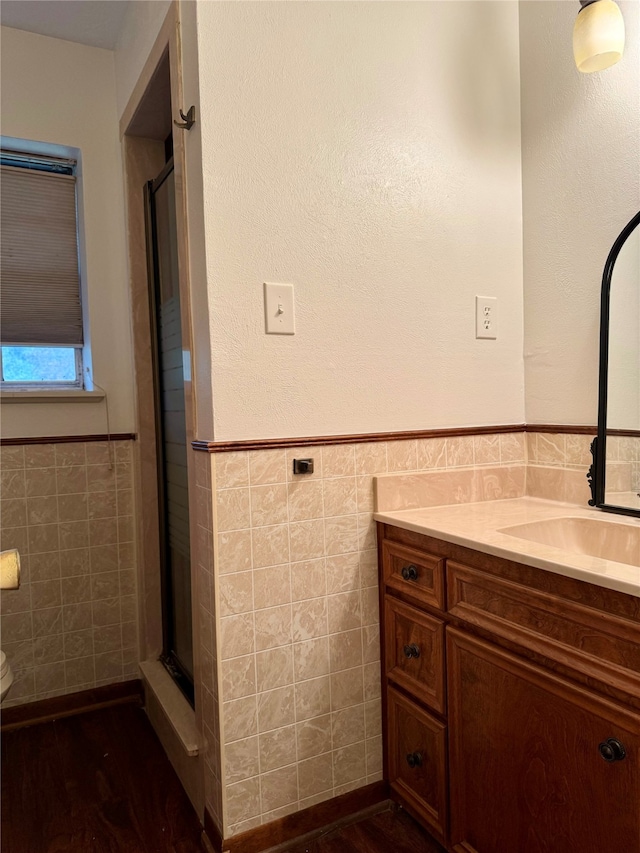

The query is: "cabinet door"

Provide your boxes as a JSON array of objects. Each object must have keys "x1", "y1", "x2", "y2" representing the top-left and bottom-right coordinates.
[
  {"x1": 448, "y1": 628, "x2": 640, "y2": 853},
  {"x1": 387, "y1": 686, "x2": 448, "y2": 844}
]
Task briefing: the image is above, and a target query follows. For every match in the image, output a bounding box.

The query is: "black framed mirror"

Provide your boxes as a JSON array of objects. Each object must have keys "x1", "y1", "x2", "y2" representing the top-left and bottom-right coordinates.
[{"x1": 590, "y1": 209, "x2": 640, "y2": 517}]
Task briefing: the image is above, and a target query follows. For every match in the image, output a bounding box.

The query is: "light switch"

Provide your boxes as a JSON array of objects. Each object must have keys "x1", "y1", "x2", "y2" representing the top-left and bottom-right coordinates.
[{"x1": 264, "y1": 282, "x2": 295, "y2": 334}]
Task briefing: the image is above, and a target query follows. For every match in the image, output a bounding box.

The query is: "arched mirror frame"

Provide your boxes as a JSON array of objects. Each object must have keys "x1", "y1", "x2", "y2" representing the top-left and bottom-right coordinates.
[{"x1": 590, "y1": 209, "x2": 640, "y2": 517}]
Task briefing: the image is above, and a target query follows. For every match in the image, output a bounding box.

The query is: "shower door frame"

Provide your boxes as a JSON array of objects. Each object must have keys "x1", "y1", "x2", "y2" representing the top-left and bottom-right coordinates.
[
  {"x1": 145, "y1": 159, "x2": 194, "y2": 705},
  {"x1": 119, "y1": 0, "x2": 207, "y2": 817}
]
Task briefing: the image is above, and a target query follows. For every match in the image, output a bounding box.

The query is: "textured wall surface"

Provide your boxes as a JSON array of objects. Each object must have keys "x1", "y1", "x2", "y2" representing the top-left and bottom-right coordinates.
[
  {"x1": 520, "y1": 0, "x2": 640, "y2": 426},
  {"x1": 0, "y1": 26, "x2": 135, "y2": 437},
  {"x1": 195, "y1": 1, "x2": 525, "y2": 441},
  {"x1": 0, "y1": 441, "x2": 138, "y2": 707}
]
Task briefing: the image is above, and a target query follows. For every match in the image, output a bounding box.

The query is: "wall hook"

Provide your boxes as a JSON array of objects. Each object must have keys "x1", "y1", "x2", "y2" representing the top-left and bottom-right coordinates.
[{"x1": 174, "y1": 106, "x2": 196, "y2": 130}]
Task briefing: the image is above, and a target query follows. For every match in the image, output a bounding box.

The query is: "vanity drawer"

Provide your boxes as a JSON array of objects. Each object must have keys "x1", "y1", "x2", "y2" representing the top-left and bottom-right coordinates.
[
  {"x1": 387, "y1": 685, "x2": 448, "y2": 845},
  {"x1": 447, "y1": 561, "x2": 640, "y2": 699},
  {"x1": 382, "y1": 541, "x2": 445, "y2": 611},
  {"x1": 385, "y1": 597, "x2": 445, "y2": 714}
]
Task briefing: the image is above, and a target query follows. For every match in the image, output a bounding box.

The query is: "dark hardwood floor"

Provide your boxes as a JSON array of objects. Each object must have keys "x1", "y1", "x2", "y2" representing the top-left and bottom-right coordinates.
[
  {"x1": 1, "y1": 703, "x2": 203, "y2": 852},
  {"x1": 284, "y1": 807, "x2": 446, "y2": 853},
  {"x1": 2, "y1": 702, "x2": 444, "y2": 853}
]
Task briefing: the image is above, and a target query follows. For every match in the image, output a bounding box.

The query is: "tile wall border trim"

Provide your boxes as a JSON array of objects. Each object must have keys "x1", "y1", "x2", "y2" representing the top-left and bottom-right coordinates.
[
  {"x1": 0, "y1": 433, "x2": 137, "y2": 446},
  {"x1": 528, "y1": 425, "x2": 640, "y2": 437},
  {"x1": 192, "y1": 424, "x2": 527, "y2": 453},
  {"x1": 525, "y1": 424, "x2": 597, "y2": 435},
  {"x1": 204, "y1": 781, "x2": 389, "y2": 853},
  {"x1": 0, "y1": 679, "x2": 143, "y2": 732},
  {"x1": 192, "y1": 423, "x2": 613, "y2": 453}
]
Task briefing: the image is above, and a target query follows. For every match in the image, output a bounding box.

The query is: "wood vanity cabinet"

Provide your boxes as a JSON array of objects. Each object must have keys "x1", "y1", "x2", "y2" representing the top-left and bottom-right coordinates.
[{"x1": 378, "y1": 523, "x2": 640, "y2": 853}]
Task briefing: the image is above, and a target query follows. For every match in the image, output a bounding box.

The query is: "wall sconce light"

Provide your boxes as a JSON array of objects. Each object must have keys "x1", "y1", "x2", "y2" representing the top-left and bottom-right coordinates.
[{"x1": 573, "y1": 0, "x2": 625, "y2": 73}]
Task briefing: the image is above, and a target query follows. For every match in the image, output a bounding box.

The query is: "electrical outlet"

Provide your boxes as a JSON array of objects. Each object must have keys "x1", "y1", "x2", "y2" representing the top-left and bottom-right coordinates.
[{"x1": 475, "y1": 296, "x2": 498, "y2": 339}]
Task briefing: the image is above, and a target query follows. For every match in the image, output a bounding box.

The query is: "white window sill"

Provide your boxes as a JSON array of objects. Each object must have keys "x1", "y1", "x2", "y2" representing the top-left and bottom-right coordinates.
[{"x1": 0, "y1": 389, "x2": 105, "y2": 403}]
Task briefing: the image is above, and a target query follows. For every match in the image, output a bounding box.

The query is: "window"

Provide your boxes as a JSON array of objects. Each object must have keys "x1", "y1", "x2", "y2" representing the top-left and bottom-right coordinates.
[{"x1": 0, "y1": 151, "x2": 84, "y2": 388}]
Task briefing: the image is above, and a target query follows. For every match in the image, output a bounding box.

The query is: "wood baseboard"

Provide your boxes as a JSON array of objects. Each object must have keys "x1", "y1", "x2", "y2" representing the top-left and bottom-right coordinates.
[
  {"x1": 204, "y1": 781, "x2": 389, "y2": 853},
  {"x1": 1, "y1": 679, "x2": 143, "y2": 731}
]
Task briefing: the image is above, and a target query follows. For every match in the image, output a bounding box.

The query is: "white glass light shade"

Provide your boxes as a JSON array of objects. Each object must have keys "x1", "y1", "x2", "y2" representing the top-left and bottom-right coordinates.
[{"x1": 573, "y1": 0, "x2": 625, "y2": 73}]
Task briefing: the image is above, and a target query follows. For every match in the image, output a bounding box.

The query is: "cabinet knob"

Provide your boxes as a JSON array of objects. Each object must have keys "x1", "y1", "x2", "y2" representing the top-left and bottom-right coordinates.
[
  {"x1": 403, "y1": 643, "x2": 421, "y2": 659},
  {"x1": 401, "y1": 564, "x2": 418, "y2": 582},
  {"x1": 406, "y1": 751, "x2": 423, "y2": 769},
  {"x1": 599, "y1": 738, "x2": 626, "y2": 762}
]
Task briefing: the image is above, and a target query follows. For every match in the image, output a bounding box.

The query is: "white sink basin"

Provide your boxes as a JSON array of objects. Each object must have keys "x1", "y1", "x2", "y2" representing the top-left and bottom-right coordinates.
[{"x1": 498, "y1": 516, "x2": 640, "y2": 568}]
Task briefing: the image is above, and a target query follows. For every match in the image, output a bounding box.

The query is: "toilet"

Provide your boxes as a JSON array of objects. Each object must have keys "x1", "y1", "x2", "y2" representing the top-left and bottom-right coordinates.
[{"x1": 0, "y1": 651, "x2": 14, "y2": 703}]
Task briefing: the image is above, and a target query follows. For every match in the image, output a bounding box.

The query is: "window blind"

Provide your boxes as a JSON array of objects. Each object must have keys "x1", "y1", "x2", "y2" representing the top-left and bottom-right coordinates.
[{"x1": 1, "y1": 163, "x2": 83, "y2": 346}]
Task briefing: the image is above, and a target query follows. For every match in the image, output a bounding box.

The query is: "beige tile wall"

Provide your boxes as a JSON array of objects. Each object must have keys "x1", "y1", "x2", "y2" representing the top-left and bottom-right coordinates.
[
  {"x1": 374, "y1": 464, "x2": 526, "y2": 512},
  {"x1": 526, "y1": 431, "x2": 593, "y2": 469},
  {"x1": 527, "y1": 429, "x2": 640, "y2": 496},
  {"x1": 526, "y1": 432, "x2": 594, "y2": 504},
  {"x1": 606, "y1": 435, "x2": 640, "y2": 492},
  {"x1": 193, "y1": 450, "x2": 223, "y2": 832},
  {"x1": 1, "y1": 430, "x2": 595, "y2": 834},
  {"x1": 209, "y1": 432, "x2": 528, "y2": 837},
  {"x1": 0, "y1": 440, "x2": 138, "y2": 707}
]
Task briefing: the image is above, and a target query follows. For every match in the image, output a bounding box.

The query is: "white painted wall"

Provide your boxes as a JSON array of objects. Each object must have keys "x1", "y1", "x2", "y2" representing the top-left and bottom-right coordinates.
[
  {"x1": 112, "y1": 1, "x2": 214, "y2": 439},
  {"x1": 1, "y1": 26, "x2": 135, "y2": 437},
  {"x1": 114, "y1": 0, "x2": 172, "y2": 119},
  {"x1": 196, "y1": 1, "x2": 525, "y2": 441},
  {"x1": 180, "y1": 1, "x2": 215, "y2": 440},
  {"x1": 520, "y1": 0, "x2": 640, "y2": 426},
  {"x1": 607, "y1": 227, "x2": 640, "y2": 430}
]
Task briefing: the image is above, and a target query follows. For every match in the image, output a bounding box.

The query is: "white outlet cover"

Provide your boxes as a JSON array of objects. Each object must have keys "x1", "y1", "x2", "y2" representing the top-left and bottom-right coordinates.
[
  {"x1": 475, "y1": 296, "x2": 498, "y2": 340},
  {"x1": 264, "y1": 282, "x2": 295, "y2": 335}
]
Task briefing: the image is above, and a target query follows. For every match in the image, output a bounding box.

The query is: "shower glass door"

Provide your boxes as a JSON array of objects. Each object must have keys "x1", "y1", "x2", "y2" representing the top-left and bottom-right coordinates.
[{"x1": 146, "y1": 160, "x2": 194, "y2": 704}]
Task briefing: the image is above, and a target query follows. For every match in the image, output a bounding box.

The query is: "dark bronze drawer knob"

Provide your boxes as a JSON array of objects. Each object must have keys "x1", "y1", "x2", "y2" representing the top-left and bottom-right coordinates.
[
  {"x1": 401, "y1": 564, "x2": 418, "y2": 582},
  {"x1": 403, "y1": 643, "x2": 421, "y2": 659},
  {"x1": 406, "y1": 751, "x2": 423, "y2": 769},
  {"x1": 599, "y1": 738, "x2": 626, "y2": 762}
]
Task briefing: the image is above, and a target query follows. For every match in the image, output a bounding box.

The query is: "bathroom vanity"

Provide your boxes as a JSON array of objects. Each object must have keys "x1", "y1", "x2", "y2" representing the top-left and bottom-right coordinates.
[{"x1": 375, "y1": 499, "x2": 640, "y2": 853}]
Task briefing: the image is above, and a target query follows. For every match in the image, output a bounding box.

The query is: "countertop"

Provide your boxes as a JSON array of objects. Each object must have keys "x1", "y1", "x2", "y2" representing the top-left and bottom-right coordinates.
[{"x1": 374, "y1": 496, "x2": 640, "y2": 598}]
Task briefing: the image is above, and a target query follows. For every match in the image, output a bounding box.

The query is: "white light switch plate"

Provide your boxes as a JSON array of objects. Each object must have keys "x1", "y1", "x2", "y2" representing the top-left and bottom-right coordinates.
[{"x1": 264, "y1": 282, "x2": 295, "y2": 334}]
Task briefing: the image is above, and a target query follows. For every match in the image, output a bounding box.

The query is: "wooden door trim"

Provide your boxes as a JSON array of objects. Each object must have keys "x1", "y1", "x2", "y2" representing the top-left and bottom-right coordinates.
[{"x1": 119, "y1": 4, "x2": 178, "y2": 140}]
